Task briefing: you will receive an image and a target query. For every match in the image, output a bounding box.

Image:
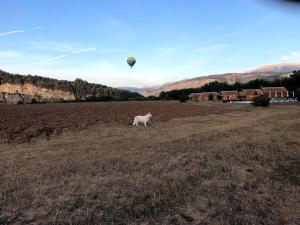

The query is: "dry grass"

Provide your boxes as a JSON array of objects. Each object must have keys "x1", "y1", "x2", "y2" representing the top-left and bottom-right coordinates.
[{"x1": 0, "y1": 103, "x2": 299, "y2": 225}]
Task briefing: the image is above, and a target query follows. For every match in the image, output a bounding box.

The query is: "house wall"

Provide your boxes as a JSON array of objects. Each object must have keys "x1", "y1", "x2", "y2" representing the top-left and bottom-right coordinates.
[
  {"x1": 264, "y1": 91, "x2": 288, "y2": 98},
  {"x1": 190, "y1": 94, "x2": 218, "y2": 101},
  {"x1": 241, "y1": 94, "x2": 260, "y2": 101},
  {"x1": 222, "y1": 95, "x2": 238, "y2": 101},
  {"x1": 191, "y1": 88, "x2": 289, "y2": 102},
  {"x1": 200, "y1": 95, "x2": 218, "y2": 101}
]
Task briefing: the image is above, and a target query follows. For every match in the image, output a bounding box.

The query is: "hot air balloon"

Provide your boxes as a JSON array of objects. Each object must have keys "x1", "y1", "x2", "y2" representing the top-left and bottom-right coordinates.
[{"x1": 127, "y1": 56, "x2": 136, "y2": 69}]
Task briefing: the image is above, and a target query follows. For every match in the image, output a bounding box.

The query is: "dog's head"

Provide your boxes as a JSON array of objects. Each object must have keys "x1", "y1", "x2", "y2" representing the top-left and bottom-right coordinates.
[{"x1": 147, "y1": 112, "x2": 152, "y2": 117}]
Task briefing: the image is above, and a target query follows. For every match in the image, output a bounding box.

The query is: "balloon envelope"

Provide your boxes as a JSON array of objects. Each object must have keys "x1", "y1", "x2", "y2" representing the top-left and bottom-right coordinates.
[{"x1": 127, "y1": 57, "x2": 136, "y2": 68}]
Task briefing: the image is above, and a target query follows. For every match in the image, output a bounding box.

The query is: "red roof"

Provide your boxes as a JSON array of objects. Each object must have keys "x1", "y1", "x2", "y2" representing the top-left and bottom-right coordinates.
[
  {"x1": 199, "y1": 92, "x2": 218, "y2": 96},
  {"x1": 189, "y1": 92, "x2": 218, "y2": 97},
  {"x1": 239, "y1": 89, "x2": 263, "y2": 96},
  {"x1": 220, "y1": 91, "x2": 238, "y2": 95},
  {"x1": 261, "y1": 87, "x2": 288, "y2": 93}
]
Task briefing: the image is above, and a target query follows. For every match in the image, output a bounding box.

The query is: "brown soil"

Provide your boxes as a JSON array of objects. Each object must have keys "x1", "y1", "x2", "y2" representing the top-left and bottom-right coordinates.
[{"x1": 0, "y1": 101, "x2": 243, "y2": 143}]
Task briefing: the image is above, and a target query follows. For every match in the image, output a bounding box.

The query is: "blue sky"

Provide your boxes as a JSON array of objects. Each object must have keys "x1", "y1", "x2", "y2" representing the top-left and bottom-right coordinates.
[{"x1": 1, "y1": 0, "x2": 300, "y2": 87}]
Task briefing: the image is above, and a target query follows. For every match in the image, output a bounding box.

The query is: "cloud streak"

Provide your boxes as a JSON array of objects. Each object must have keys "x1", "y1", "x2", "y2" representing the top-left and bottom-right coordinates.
[
  {"x1": 0, "y1": 30, "x2": 26, "y2": 37},
  {"x1": 72, "y1": 48, "x2": 96, "y2": 54},
  {"x1": 0, "y1": 26, "x2": 42, "y2": 37},
  {"x1": 41, "y1": 47, "x2": 97, "y2": 63},
  {"x1": 32, "y1": 26, "x2": 42, "y2": 30},
  {"x1": 41, "y1": 54, "x2": 68, "y2": 63}
]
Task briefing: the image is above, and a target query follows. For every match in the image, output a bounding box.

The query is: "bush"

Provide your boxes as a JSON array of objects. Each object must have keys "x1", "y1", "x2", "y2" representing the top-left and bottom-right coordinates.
[
  {"x1": 295, "y1": 88, "x2": 300, "y2": 100},
  {"x1": 146, "y1": 95, "x2": 159, "y2": 101},
  {"x1": 252, "y1": 96, "x2": 270, "y2": 107},
  {"x1": 31, "y1": 98, "x2": 38, "y2": 104},
  {"x1": 179, "y1": 95, "x2": 189, "y2": 103}
]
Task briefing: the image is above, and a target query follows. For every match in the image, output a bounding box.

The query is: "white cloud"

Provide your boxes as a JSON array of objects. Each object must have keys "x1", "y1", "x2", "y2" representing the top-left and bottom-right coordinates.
[
  {"x1": 72, "y1": 48, "x2": 96, "y2": 54},
  {"x1": 156, "y1": 46, "x2": 183, "y2": 54},
  {"x1": 34, "y1": 41, "x2": 79, "y2": 52},
  {"x1": 41, "y1": 54, "x2": 68, "y2": 63},
  {"x1": 0, "y1": 51, "x2": 23, "y2": 58},
  {"x1": 281, "y1": 51, "x2": 300, "y2": 62},
  {"x1": 0, "y1": 27, "x2": 41, "y2": 37},
  {"x1": 291, "y1": 52, "x2": 300, "y2": 57},
  {"x1": 195, "y1": 44, "x2": 231, "y2": 52},
  {"x1": 0, "y1": 30, "x2": 26, "y2": 37},
  {"x1": 34, "y1": 41, "x2": 118, "y2": 54},
  {"x1": 32, "y1": 26, "x2": 42, "y2": 30},
  {"x1": 40, "y1": 47, "x2": 97, "y2": 63}
]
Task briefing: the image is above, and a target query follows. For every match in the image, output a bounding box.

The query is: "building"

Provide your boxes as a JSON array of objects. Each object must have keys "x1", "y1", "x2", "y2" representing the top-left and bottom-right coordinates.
[
  {"x1": 261, "y1": 87, "x2": 289, "y2": 99},
  {"x1": 239, "y1": 89, "x2": 264, "y2": 101},
  {"x1": 189, "y1": 86, "x2": 290, "y2": 102},
  {"x1": 220, "y1": 91, "x2": 239, "y2": 101},
  {"x1": 189, "y1": 92, "x2": 219, "y2": 101}
]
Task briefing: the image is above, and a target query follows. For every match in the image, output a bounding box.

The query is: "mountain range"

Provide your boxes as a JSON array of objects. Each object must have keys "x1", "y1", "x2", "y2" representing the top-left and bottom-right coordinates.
[{"x1": 120, "y1": 63, "x2": 300, "y2": 96}]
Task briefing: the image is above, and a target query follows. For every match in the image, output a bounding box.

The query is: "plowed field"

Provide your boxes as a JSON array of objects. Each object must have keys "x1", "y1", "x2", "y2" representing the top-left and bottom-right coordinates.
[{"x1": 0, "y1": 101, "x2": 241, "y2": 143}]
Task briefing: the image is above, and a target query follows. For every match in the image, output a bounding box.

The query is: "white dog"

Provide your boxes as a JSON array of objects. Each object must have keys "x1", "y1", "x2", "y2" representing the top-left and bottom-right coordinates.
[{"x1": 132, "y1": 112, "x2": 152, "y2": 127}]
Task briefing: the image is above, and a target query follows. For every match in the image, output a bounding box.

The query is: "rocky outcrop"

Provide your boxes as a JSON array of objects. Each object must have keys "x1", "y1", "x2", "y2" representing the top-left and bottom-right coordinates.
[
  {"x1": 0, "y1": 83, "x2": 75, "y2": 104},
  {"x1": 0, "y1": 92, "x2": 37, "y2": 104}
]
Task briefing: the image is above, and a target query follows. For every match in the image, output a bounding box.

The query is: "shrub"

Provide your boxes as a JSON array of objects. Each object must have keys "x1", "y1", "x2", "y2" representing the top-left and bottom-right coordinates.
[
  {"x1": 179, "y1": 95, "x2": 189, "y2": 103},
  {"x1": 252, "y1": 96, "x2": 270, "y2": 107},
  {"x1": 295, "y1": 88, "x2": 300, "y2": 100},
  {"x1": 31, "y1": 98, "x2": 38, "y2": 104}
]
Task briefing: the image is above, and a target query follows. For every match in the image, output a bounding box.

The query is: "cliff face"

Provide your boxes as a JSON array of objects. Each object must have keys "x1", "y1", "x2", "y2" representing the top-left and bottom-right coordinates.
[
  {"x1": 0, "y1": 83, "x2": 75, "y2": 103},
  {"x1": 0, "y1": 92, "x2": 35, "y2": 104}
]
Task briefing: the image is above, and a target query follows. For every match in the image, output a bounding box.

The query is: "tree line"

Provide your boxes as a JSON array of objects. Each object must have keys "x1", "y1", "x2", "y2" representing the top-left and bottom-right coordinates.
[{"x1": 0, "y1": 70, "x2": 143, "y2": 101}]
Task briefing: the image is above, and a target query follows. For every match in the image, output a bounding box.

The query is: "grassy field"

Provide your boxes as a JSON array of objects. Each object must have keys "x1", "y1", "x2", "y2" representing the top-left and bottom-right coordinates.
[{"x1": 0, "y1": 102, "x2": 299, "y2": 225}]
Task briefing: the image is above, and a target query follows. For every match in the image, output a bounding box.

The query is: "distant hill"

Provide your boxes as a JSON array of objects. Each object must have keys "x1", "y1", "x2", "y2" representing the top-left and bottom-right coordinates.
[
  {"x1": 249, "y1": 63, "x2": 300, "y2": 73},
  {"x1": 0, "y1": 70, "x2": 143, "y2": 104},
  {"x1": 122, "y1": 63, "x2": 299, "y2": 96},
  {"x1": 119, "y1": 86, "x2": 161, "y2": 97}
]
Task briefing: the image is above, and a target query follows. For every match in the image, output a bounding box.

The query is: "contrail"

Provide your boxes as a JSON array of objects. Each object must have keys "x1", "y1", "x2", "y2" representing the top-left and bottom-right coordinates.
[{"x1": 0, "y1": 30, "x2": 26, "y2": 37}]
